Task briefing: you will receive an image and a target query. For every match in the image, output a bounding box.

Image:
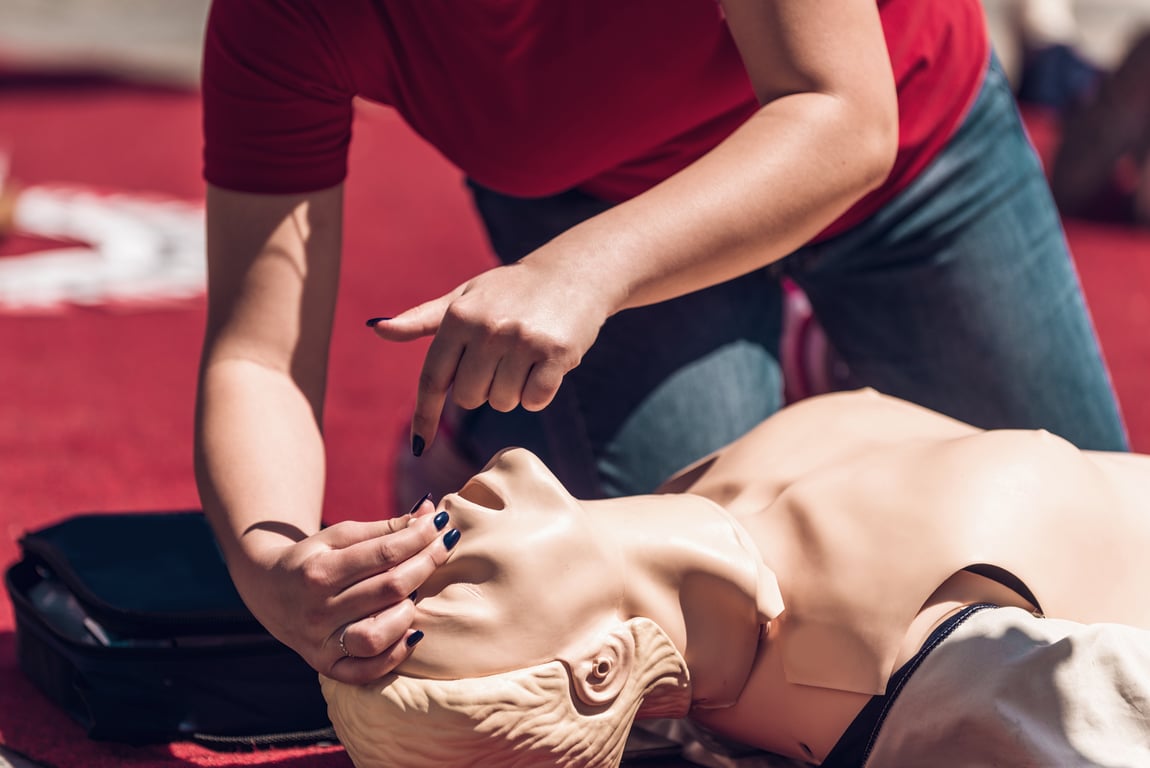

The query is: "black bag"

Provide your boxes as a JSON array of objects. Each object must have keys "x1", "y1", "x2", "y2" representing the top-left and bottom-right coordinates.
[{"x1": 4, "y1": 510, "x2": 334, "y2": 749}]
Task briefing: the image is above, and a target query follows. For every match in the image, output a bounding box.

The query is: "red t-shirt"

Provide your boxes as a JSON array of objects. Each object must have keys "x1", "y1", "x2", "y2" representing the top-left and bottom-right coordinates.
[{"x1": 202, "y1": 0, "x2": 988, "y2": 240}]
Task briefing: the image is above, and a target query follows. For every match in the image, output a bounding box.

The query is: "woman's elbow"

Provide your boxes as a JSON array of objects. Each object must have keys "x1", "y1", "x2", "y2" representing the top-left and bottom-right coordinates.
[{"x1": 854, "y1": 106, "x2": 899, "y2": 193}]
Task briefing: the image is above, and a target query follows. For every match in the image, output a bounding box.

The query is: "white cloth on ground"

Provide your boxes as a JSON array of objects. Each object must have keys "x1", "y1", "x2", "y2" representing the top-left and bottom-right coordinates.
[{"x1": 866, "y1": 606, "x2": 1150, "y2": 768}]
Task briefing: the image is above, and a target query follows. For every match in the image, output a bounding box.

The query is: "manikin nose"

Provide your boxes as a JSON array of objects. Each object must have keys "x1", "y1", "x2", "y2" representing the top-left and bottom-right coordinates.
[
  {"x1": 486, "y1": 446, "x2": 541, "y2": 472},
  {"x1": 479, "y1": 447, "x2": 549, "y2": 493}
]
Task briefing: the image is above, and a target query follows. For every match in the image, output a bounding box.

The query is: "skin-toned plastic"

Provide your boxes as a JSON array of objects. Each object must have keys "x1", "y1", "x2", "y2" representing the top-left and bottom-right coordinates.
[{"x1": 321, "y1": 388, "x2": 1150, "y2": 766}]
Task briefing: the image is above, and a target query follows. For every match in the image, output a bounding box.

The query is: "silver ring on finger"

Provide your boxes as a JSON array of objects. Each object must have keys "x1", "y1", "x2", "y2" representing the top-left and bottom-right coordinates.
[{"x1": 338, "y1": 625, "x2": 355, "y2": 659}]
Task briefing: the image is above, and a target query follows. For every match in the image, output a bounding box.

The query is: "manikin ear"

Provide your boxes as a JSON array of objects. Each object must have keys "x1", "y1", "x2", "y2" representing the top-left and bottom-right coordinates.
[{"x1": 562, "y1": 623, "x2": 636, "y2": 708}]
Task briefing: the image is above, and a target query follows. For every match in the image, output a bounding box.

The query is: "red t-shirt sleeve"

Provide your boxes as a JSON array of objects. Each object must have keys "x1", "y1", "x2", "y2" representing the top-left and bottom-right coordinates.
[{"x1": 202, "y1": 0, "x2": 355, "y2": 193}]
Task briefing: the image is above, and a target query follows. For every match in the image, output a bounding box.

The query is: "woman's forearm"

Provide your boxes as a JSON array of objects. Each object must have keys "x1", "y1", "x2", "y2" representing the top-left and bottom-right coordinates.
[
  {"x1": 196, "y1": 187, "x2": 454, "y2": 681},
  {"x1": 196, "y1": 184, "x2": 344, "y2": 580},
  {"x1": 195, "y1": 356, "x2": 328, "y2": 576},
  {"x1": 553, "y1": 91, "x2": 897, "y2": 312},
  {"x1": 195, "y1": 321, "x2": 455, "y2": 683},
  {"x1": 524, "y1": 0, "x2": 898, "y2": 314}
]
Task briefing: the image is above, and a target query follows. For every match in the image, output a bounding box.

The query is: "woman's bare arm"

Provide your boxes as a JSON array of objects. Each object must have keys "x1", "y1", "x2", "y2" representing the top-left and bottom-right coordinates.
[
  {"x1": 197, "y1": 186, "x2": 340, "y2": 553},
  {"x1": 196, "y1": 184, "x2": 452, "y2": 683},
  {"x1": 373, "y1": 0, "x2": 899, "y2": 450}
]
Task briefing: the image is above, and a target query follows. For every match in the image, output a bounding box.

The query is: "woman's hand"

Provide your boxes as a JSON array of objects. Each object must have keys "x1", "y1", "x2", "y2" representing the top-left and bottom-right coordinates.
[
  {"x1": 371, "y1": 256, "x2": 616, "y2": 453},
  {"x1": 233, "y1": 498, "x2": 459, "y2": 685}
]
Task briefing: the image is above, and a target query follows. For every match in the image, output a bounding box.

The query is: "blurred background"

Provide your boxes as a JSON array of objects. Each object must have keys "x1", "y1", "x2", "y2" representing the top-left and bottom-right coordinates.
[
  {"x1": 0, "y1": 0, "x2": 208, "y2": 86},
  {"x1": 2, "y1": 1, "x2": 1150, "y2": 767},
  {"x1": 984, "y1": 0, "x2": 1150, "y2": 76}
]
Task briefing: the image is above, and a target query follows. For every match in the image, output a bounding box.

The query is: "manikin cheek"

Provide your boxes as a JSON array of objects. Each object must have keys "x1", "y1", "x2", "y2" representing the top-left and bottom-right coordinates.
[{"x1": 407, "y1": 596, "x2": 588, "y2": 680}]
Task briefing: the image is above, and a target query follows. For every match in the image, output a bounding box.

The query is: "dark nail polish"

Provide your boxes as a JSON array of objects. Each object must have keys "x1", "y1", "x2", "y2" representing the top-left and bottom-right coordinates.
[
  {"x1": 406, "y1": 630, "x2": 424, "y2": 648},
  {"x1": 408, "y1": 590, "x2": 418, "y2": 602},
  {"x1": 412, "y1": 434, "x2": 425, "y2": 457},
  {"x1": 433, "y1": 511, "x2": 450, "y2": 531},
  {"x1": 365, "y1": 317, "x2": 391, "y2": 327},
  {"x1": 408, "y1": 492, "x2": 432, "y2": 515},
  {"x1": 443, "y1": 528, "x2": 461, "y2": 551}
]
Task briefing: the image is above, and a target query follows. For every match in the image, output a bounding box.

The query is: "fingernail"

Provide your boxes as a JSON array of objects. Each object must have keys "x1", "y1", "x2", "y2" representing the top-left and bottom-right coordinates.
[
  {"x1": 365, "y1": 317, "x2": 391, "y2": 327},
  {"x1": 412, "y1": 434, "x2": 425, "y2": 457},
  {"x1": 409, "y1": 590, "x2": 418, "y2": 602},
  {"x1": 406, "y1": 630, "x2": 425, "y2": 648},
  {"x1": 408, "y1": 492, "x2": 432, "y2": 515},
  {"x1": 443, "y1": 528, "x2": 461, "y2": 551},
  {"x1": 433, "y1": 511, "x2": 450, "y2": 531}
]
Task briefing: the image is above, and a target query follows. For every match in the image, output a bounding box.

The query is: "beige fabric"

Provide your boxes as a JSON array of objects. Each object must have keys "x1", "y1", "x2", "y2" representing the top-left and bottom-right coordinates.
[{"x1": 866, "y1": 606, "x2": 1150, "y2": 768}]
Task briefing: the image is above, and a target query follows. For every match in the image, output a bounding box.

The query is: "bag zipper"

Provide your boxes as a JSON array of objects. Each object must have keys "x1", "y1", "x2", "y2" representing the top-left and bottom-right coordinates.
[{"x1": 193, "y1": 726, "x2": 339, "y2": 750}]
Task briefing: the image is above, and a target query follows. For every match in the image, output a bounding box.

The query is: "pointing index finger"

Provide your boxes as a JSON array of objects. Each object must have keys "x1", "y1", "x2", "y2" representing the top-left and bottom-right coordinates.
[{"x1": 412, "y1": 331, "x2": 465, "y2": 456}]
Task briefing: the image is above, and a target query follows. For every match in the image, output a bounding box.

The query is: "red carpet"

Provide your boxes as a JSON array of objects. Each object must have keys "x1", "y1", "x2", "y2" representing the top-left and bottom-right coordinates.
[{"x1": 0, "y1": 80, "x2": 1147, "y2": 767}]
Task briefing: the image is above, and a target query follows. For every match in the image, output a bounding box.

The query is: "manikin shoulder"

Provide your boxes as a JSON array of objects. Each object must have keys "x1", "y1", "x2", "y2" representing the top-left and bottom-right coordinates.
[{"x1": 665, "y1": 389, "x2": 978, "y2": 514}]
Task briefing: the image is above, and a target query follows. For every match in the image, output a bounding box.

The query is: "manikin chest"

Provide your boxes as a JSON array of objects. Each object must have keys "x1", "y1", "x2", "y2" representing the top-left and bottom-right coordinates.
[{"x1": 737, "y1": 429, "x2": 1150, "y2": 697}]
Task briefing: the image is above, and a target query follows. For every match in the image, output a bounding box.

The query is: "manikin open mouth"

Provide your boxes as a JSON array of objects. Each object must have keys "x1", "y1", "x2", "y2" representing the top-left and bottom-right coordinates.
[
  {"x1": 444, "y1": 448, "x2": 539, "y2": 512},
  {"x1": 454, "y1": 473, "x2": 505, "y2": 510}
]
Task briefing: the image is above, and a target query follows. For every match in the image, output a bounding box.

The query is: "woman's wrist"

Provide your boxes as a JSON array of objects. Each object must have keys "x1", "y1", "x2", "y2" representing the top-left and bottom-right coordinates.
[
  {"x1": 233, "y1": 524, "x2": 303, "y2": 571},
  {"x1": 525, "y1": 225, "x2": 636, "y2": 319}
]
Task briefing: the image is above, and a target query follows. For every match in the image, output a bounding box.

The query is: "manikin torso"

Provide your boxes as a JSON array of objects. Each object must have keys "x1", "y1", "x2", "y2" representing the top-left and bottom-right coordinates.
[{"x1": 669, "y1": 390, "x2": 1150, "y2": 762}]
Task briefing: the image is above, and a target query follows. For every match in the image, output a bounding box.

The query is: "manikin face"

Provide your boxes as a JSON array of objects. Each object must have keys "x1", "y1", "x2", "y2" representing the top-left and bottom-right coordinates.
[
  {"x1": 323, "y1": 449, "x2": 771, "y2": 767},
  {"x1": 400, "y1": 447, "x2": 628, "y2": 680}
]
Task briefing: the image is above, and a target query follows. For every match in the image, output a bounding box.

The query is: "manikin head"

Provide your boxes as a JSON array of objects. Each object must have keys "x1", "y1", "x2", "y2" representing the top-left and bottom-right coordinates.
[{"x1": 321, "y1": 447, "x2": 772, "y2": 767}]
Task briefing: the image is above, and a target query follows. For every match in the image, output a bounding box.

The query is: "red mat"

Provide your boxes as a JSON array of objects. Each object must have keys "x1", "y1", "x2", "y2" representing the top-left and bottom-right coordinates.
[{"x1": 0, "y1": 81, "x2": 1147, "y2": 767}]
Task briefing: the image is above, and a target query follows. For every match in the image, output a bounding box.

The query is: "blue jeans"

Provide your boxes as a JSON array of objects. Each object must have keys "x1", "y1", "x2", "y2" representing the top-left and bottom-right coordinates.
[{"x1": 460, "y1": 56, "x2": 1128, "y2": 499}]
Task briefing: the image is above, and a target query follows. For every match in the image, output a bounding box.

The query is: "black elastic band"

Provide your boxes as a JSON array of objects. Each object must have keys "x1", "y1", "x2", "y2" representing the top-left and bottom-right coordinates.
[{"x1": 820, "y1": 603, "x2": 998, "y2": 768}]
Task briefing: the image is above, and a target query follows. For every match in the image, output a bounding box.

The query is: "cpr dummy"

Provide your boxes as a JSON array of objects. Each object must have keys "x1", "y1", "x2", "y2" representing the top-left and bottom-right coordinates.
[{"x1": 321, "y1": 389, "x2": 1150, "y2": 767}]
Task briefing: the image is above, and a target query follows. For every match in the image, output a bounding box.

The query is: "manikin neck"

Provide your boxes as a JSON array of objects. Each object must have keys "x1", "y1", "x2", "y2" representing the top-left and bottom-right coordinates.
[{"x1": 584, "y1": 494, "x2": 776, "y2": 710}]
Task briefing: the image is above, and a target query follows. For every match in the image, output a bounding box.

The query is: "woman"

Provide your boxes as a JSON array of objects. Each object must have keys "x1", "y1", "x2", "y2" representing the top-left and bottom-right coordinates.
[{"x1": 196, "y1": 0, "x2": 1126, "y2": 684}]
